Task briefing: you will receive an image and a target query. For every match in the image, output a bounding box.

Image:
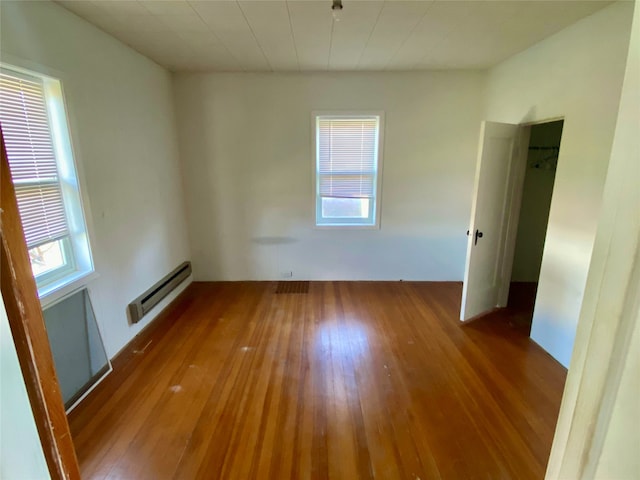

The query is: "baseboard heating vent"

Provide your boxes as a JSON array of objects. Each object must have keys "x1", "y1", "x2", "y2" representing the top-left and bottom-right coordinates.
[
  {"x1": 275, "y1": 281, "x2": 309, "y2": 294},
  {"x1": 128, "y1": 261, "x2": 191, "y2": 324}
]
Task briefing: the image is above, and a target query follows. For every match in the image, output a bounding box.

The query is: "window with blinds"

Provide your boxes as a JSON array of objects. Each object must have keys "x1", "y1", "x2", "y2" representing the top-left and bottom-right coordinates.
[
  {"x1": 0, "y1": 70, "x2": 70, "y2": 249},
  {"x1": 0, "y1": 65, "x2": 93, "y2": 295},
  {"x1": 314, "y1": 114, "x2": 383, "y2": 226}
]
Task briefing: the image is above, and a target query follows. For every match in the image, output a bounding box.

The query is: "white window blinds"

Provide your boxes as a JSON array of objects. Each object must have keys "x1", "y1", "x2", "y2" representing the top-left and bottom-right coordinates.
[
  {"x1": 317, "y1": 116, "x2": 379, "y2": 199},
  {"x1": 0, "y1": 70, "x2": 69, "y2": 248}
]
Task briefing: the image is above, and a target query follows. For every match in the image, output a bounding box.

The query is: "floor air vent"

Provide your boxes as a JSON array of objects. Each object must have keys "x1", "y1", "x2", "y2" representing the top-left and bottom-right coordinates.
[
  {"x1": 128, "y1": 261, "x2": 191, "y2": 324},
  {"x1": 275, "y1": 281, "x2": 309, "y2": 294}
]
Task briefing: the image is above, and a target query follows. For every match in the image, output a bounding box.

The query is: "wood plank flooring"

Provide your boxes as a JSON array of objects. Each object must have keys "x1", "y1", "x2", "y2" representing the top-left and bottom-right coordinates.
[{"x1": 68, "y1": 282, "x2": 566, "y2": 480}]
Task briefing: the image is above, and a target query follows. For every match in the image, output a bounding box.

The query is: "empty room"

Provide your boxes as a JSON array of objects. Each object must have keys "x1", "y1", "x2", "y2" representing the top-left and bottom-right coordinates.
[{"x1": 0, "y1": 1, "x2": 638, "y2": 479}]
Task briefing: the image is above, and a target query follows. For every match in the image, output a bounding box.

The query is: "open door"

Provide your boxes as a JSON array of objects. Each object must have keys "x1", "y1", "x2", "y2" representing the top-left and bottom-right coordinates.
[{"x1": 460, "y1": 121, "x2": 528, "y2": 321}]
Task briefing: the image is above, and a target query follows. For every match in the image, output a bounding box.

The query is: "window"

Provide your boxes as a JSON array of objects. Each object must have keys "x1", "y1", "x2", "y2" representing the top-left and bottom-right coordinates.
[
  {"x1": 0, "y1": 65, "x2": 93, "y2": 298},
  {"x1": 314, "y1": 113, "x2": 383, "y2": 227}
]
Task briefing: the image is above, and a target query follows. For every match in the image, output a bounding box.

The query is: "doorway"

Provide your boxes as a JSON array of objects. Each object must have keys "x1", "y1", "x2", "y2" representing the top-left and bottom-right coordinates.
[
  {"x1": 460, "y1": 118, "x2": 564, "y2": 323},
  {"x1": 508, "y1": 120, "x2": 563, "y2": 333}
]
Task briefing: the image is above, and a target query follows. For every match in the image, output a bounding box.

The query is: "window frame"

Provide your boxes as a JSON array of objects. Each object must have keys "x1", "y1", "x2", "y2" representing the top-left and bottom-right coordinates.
[
  {"x1": 1, "y1": 61, "x2": 97, "y2": 307},
  {"x1": 29, "y1": 238, "x2": 76, "y2": 285},
  {"x1": 311, "y1": 111, "x2": 385, "y2": 229}
]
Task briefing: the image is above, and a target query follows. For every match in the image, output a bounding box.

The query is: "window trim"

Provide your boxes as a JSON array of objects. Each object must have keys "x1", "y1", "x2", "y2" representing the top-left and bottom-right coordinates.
[
  {"x1": 30, "y1": 238, "x2": 76, "y2": 285},
  {"x1": 311, "y1": 111, "x2": 385, "y2": 229},
  {"x1": 1, "y1": 60, "x2": 97, "y2": 304}
]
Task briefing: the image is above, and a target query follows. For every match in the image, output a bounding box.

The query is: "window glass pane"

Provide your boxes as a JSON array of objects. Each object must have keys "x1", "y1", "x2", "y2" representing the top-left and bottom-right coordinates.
[
  {"x1": 29, "y1": 239, "x2": 67, "y2": 277},
  {"x1": 43, "y1": 288, "x2": 109, "y2": 409},
  {"x1": 321, "y1": 197, "x2": 370, "y2": 218}
]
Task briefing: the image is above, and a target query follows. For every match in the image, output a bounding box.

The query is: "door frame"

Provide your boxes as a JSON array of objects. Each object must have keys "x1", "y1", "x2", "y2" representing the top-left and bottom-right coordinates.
[
  {"x1": 468, "y1": 116, "x2": 565, "y2": 317},
  {"x1": 1, "y1": 132, "x2": 81, "y2": 478},
  {"x1": 498, "y1": 116, "x2": 565, "y2": 307}
]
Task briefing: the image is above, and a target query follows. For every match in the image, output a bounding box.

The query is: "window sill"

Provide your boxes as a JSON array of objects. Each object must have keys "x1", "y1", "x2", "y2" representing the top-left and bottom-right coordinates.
[
  {"x1": 314, "y1": 223, "x2": 381, "y2": 230},
  {"x1": 38, "y1": 270, "x2": 99, "y2": 309}
]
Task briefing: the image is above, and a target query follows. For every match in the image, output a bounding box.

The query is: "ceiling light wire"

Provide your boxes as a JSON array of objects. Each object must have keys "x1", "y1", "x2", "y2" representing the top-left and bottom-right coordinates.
[{"x1": 331, "y1": 0, "x2": 343, "y2": 22}]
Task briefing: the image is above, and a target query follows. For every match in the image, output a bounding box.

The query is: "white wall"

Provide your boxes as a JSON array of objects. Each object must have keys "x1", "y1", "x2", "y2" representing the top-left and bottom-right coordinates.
[
  {"x1": 484, "y1": 1, "x2": 634, "y2": 367},
  {"x1": 594, "y1": 316, "x2": 640, "y2": 479},
  {"x1": 0, "y1": 294, "x2": 50, "y2": 480},
  {"x1": 174, "y1": 72, "x2": 483, "y2": 281},
  {"x1": 0, "y1": 1, "x2": 192, "y2": 357},
  {"x1": 547, "y1": 1, "x2": 639, "y2": 475}
]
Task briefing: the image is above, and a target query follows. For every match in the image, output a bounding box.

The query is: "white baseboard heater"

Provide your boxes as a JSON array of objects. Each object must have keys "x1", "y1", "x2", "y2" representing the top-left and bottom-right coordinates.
[{"x1": 128, "y1": 261, "x2": 191, "y2": 324}]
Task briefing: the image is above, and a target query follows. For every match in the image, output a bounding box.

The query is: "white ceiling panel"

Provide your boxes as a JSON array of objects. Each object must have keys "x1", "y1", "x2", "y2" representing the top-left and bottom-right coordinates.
[
  {"x1": 139, "y1": 0, "x2": 194, "y2": 16},
  {"x1": 238, "y1": 0, "x2": 299, "y2": 70},
  {"x1": 329, "y1": 1, "x2": 384, "y2": 70},
  {"x1": 389, "y1": 1, "x2": 462, "y2": 69},
  {"x1": 190, "y1": 1, "x2": 270, "y2": 71},
  {"x1": 357, "y1": 1, "x2": 433, "y2": 70},
  {"x1": 56, "y1": 0, "x2": 102, "y2": 18},
  {"x1": 131, "y1": 32, "x2": 187, "y2": 59},
  {"x1": 499, "y1": 1, "x2": 611, "y2": 52},
  {"x1": 184, "y1": 46, "x2": 243, "y2": 71},
  {"x1": 92, "y1": 0, "x2": 149, "y2": 16},
  {"x1": 52, "y1": 0, "x2": 614, "y2": 72},
  {"x1": 156, "y1": 13, "x2": 210, "y2": 32},
  {"x1": 110, "y1": 14, "x2": 168, "y2": 33},
  {"x1": 288, "y1": 1, "x2": 333, "y2": 70},
  {"x1": 416, "y1": 1, "x2": 514, "y2": 69}
]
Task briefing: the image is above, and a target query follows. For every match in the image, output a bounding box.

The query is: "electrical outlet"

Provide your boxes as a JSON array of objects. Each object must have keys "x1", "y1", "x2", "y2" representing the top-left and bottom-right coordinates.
[{"x1": 281, "y1": 271, "x2": 293, "y2": 278}]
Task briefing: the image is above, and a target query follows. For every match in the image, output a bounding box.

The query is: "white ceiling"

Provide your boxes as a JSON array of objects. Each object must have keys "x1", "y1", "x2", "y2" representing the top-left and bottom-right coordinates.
[{"x1": 54, "y1": 0, "x2": 612, "y2": 72}]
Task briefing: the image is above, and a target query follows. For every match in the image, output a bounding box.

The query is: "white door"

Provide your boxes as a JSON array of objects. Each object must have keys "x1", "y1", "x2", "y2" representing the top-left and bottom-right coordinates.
[{"x1": 460, "y1": 121, "x2": 523, "y2": 321}]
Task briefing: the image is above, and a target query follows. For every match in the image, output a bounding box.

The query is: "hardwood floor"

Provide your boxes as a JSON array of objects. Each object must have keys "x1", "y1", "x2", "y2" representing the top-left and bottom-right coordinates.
[{"x1": 68, "y1": 282, "x2": 566, "y2": 480}]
